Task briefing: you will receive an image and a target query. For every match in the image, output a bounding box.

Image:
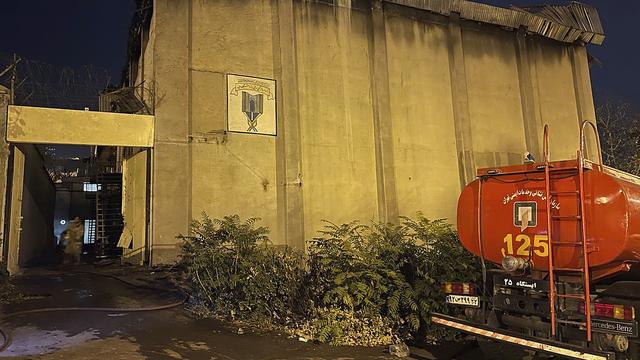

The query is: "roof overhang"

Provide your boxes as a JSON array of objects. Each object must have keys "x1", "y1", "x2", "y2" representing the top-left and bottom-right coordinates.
[{"x1": 385, "y1": 0, "x2": 605, "y2": 45}]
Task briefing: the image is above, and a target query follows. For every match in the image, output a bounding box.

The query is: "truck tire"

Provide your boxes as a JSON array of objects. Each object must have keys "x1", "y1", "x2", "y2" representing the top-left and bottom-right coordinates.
[{"x1": 616, "y1": 337, "x2": 639, "y2": 360}]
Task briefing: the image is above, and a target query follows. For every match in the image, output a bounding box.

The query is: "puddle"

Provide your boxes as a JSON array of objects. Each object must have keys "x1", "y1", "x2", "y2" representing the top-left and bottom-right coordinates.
[{"x1": 0, "y1": 326, "x2": 98, "y2": 357}]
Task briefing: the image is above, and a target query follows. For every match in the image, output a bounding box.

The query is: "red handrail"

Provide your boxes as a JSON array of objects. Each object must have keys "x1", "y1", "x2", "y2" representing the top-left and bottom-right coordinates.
[
  {"x1": 578, "y1": 120, "x2": 600, "y2": 342},
  {"x1": 542, "y1": 124, "x2": 557, "y2": 338},
  {"x1": 580, "y1": 120, "x2": 603, "y2": 166}
]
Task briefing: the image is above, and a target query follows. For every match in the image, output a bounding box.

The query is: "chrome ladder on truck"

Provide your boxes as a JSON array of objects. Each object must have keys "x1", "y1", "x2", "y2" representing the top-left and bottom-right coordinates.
[{"x1": 542, "y1": 121, "x2": 603, "y2": 343}]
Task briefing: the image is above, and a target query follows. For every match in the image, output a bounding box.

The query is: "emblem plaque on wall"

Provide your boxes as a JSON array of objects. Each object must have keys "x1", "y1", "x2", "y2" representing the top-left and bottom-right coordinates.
[{"x1": 226, "y1": 74, "x2": 277, "y2": 136}]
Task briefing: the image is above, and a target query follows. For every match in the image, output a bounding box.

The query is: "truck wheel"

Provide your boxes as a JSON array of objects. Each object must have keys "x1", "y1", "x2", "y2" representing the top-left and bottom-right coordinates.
[{"x1": 618, "y1": 340, "x2": 639, "y2": 360}]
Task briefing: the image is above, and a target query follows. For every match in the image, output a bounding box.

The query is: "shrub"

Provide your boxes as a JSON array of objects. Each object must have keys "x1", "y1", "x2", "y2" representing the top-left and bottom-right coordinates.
[
  {"x1": 305, "y1": 221, "x2": 420, "y2": 341},
  {"x1": 178, "y1": 214, "x2": 305, "y2": 323},
  {"x1": 179, "y1": 213, "x2": 480, "y2": 345},
  {"x1": 304, "y1": 214, "x2": 480, "y2": 343},
  {"x1": 401, "y1": 215, "x2": 481, "y2": 339}
]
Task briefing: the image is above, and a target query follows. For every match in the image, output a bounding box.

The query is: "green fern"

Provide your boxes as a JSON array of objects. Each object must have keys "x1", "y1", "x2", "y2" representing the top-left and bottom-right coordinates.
[{"x1": 179, "y1": 212, "x2": 480, "y2": 345}]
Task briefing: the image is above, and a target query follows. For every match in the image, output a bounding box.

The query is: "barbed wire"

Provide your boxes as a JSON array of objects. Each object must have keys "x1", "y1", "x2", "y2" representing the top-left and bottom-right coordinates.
[{"x1": 0, "y1": 52, "x2": 116, "y2": 110}]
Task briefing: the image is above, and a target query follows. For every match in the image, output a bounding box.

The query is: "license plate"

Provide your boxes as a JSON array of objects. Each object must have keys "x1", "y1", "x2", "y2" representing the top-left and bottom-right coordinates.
[
  {"x1": 446, "y1": 294, "x2": 480, "y2": 307},
  {"x1": 494, "y1": 274, "x2": 549, "y2": 292}
]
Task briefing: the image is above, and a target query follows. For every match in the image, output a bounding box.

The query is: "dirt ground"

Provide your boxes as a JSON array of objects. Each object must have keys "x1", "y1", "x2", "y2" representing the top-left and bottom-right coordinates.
[{"x1": 0, "y1": 266, "x2": 483, "y2": 360}]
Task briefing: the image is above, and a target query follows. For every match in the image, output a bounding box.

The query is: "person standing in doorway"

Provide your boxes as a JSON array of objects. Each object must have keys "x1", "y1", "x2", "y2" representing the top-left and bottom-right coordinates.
[{"x1": 64, "y1": 217, "x2": 84, "y2": 264}]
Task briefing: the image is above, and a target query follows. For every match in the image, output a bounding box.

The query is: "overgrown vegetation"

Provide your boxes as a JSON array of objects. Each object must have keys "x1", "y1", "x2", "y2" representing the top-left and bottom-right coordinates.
[
  {"x1": 178, "y1": 213, "x2": 480, "y2": 346},
  {"x1": 0, "y1": 263, "x2": 22, "y2": 305},
  {"x1": 178, "y1": 215, "x2": 305, "y2": 323}
]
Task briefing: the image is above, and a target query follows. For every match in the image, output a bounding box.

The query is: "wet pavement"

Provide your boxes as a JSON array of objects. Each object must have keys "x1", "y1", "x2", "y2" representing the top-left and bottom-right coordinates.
[{"x1": 0, "y1": 266, "x2": 482, "y2": 359}]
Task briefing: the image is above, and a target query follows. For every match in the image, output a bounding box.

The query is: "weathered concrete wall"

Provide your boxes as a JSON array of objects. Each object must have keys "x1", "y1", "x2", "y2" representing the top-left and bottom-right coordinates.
[
  {"x1": 294, "y1": 4, "x2": 379, "y2": 241},
  {"x1": 6, "y1": 144, "x2": 55, "y2": 273},
  {"x1": 6, "y1": 146, "x2": 24, "y2": 274},
  {"x1": 145, "y1": 0, "x2": 600, "y2": 263},
  {"x1": 189, "y1": 0, "x2": 279, "y2": 243},
  {"x1": 150, "y1": 0, "x2": 191, "y2": 263},
  {"x1": 121, "y1": 150, "x2": 148, "y2": 264},
  {"x1": 17, "y1": 144, "x2": 56, "y2": 266},
  {"x1": 384, "y1": 11, "x2": 459, "y2": 221},
  {"x1": 132, "y1": 7, "x2": 155, "y2": 110},
  {"x1": 7, "y1": 106, "x2": 154, "y2": 147},
  {"x1": 529, "y1": 38, "x2": 581, "y2": 161},
  {"x1": 463, "y1": 25, "x2": 527, "y2": 169}
]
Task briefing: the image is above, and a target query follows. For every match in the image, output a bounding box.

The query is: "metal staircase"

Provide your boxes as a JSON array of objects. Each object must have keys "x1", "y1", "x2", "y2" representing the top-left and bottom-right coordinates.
[
  {"x1": 95, "y1": 173, "x2": 124, "y2": 259},
  {"x1": 543, "y1": 121, "x2": 602, "y2": 343}
]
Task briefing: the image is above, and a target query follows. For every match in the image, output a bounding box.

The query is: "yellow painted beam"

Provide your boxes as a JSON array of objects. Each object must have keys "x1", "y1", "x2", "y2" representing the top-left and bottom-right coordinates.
[{"x1": 7, "y1": 105, "x2": 154, "y2": 147}]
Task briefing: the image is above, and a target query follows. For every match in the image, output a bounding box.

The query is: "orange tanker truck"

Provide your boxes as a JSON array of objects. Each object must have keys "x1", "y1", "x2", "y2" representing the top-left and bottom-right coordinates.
[{"x1": 432, "y1": 122, "x2": 640, "y2": 360}]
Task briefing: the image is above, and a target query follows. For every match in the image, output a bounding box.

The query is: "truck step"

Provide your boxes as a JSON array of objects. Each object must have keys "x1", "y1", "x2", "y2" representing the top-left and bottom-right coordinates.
[
  {"x1": 550, "y1": 190, "x2": 580, "y2": 195},
  {"x1": 552, "y1": 215, "x2": 582, "y2": 220},
  {"x1": 557, "y1": 319, "x2": 587, "y2": 327}
]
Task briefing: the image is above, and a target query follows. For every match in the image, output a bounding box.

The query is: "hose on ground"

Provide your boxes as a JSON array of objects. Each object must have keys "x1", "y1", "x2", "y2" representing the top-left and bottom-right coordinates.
[
  {"x1": 0, "y1": 269, "x2": 188, "y2": 353},
  {"x1": 0, "y1": 327, "x2": 9, "y2": 353}
]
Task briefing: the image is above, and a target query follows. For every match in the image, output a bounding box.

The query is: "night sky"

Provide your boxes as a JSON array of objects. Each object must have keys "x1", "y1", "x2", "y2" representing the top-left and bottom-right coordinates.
[
  {"x1": 0, "y1": 0, "x2": 134, "y2": 84},
  {"x1": 0, "y1": 1, "x2": 637, "y2": 139},
  {"x1": 0, "y1": 0, "x2": 134, "y2": 158},
  {"x1": 483, "y1": 0, "x2": 640, "y2": 108}
]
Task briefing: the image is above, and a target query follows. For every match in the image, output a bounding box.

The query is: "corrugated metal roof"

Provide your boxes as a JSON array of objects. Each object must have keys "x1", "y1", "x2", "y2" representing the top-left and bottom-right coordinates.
[
  {"x1": 385, "y1": 0, "x2": 605, "y2": 45},
  {"x1": 100, "y1": 87, "x2": 147, "y2": 114}
]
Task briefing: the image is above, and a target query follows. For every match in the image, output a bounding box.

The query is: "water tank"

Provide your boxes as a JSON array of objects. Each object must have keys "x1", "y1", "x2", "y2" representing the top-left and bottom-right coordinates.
[{"x1": 457, "y1": 160, "x2": 640, "y2": 280}]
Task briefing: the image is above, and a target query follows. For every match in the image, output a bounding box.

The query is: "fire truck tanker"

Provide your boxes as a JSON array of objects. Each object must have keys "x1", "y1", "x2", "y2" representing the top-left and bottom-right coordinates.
[{"x1": 432, "y1": 122, "x2": 640, "y2": 360}]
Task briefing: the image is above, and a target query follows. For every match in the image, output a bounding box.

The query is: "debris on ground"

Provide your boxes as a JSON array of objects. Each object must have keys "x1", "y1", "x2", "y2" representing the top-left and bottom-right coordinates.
[
  {"x1": 389, "y1": 342, "x2": 410, "y2": 358},
  {"x1": 0, "y1": 266, "x2": 23, "y2": 305}
]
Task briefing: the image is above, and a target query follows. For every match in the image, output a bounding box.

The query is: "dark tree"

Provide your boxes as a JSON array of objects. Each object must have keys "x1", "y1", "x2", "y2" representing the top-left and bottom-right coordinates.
[{"x1": 597, "y1": 99, "x2": 640, "y2": 175}]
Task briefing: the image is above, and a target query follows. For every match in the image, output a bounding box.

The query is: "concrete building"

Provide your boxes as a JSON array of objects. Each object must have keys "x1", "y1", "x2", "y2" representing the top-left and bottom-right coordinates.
[
  {"x1": 0, "y1": 0, "x2": 605, "y2": 270},
  {"x1": 127, "y1": 0, "x2": 603, "y2": 263}
]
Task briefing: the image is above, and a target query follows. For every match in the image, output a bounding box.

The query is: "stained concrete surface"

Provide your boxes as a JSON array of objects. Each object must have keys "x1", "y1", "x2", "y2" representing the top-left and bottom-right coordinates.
[{"x1": 0, "y1": 267, "x2": 483, "y2": 359}]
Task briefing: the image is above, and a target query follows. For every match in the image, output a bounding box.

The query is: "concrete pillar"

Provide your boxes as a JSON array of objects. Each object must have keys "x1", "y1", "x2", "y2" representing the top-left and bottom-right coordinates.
[
  {"x1": 370, "y1": 1, "x2": 399, "y2": 223},
  {"x1": 273, "y1": 0, "x2": 305, "y2": 250},
  {"x1": 570, "y1": 45, "x2": 599, "y2": 162},
  {"x1": 0, "y1": 86, "x2": 9, "y2": 268},
  {"x1": 6, "y1": 146, "x2": 24, "y2": 275},
  {"x1": 150, "y1": 0, "x2": 191, "y2": 264},
  {"x1": 447, "y1": 14, "x2": 476, "y2": 186},
  {"x1": 515, "y1": 29, "x2": 543, "y2": 160}
]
